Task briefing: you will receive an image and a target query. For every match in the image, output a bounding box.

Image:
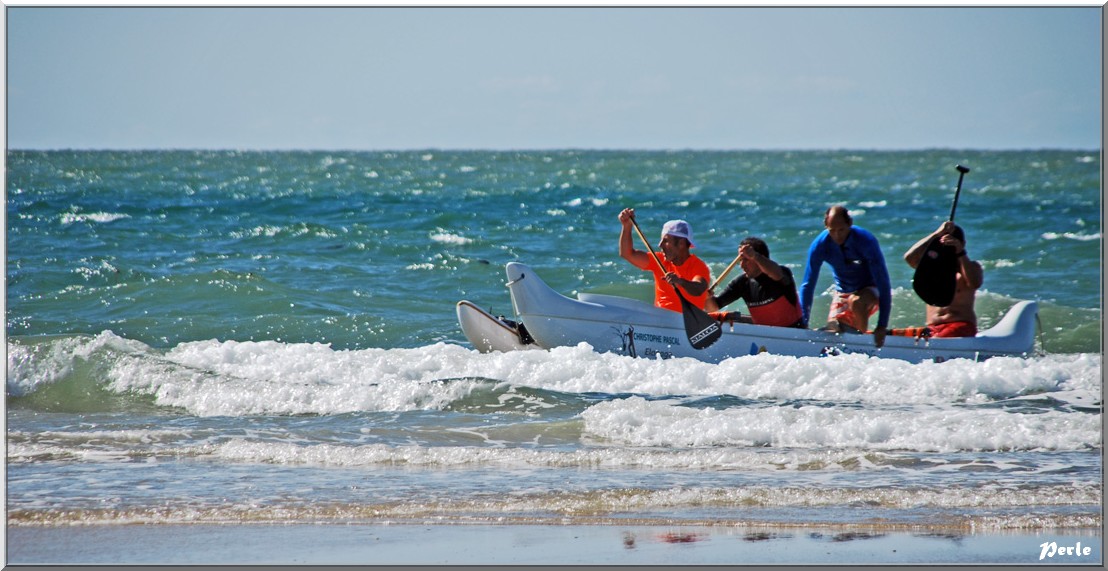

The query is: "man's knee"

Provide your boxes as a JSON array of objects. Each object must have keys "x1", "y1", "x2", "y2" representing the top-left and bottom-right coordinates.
[
  {"x1": 849, "y1": 294, "x2": 872, "y2": 312},
  {"x1": 851, "y1": 288, "x2": 879, "y2": 309}
]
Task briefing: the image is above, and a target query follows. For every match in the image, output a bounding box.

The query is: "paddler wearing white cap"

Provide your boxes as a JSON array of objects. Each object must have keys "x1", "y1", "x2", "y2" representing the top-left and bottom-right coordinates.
[{"x1": 617, "y1": 208, "x2": 711, "y2": 313}]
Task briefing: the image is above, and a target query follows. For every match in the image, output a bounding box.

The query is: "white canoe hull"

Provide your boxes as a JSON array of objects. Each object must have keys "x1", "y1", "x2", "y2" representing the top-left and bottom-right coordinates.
[
  {"x1": 456, "y1": 300, "x2": 542, "y2": 353},
  {"x1": 461, "y1": 262, "x2": 1040, "y2": 364}
]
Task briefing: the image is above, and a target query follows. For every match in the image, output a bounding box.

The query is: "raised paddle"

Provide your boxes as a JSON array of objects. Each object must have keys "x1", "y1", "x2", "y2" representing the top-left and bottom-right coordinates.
[
  {"x1": 949, "y1": 164, "x2": 969, "y2": 221},
  {"x1": 709, "y1": 252, "x2": 743, "y2": 293},
  {"x1": 912, "y1": 165, "x2": 970, "y2": 307},
  {"x1": 629, "y1": 216, "x2": 722, "y2": 350}
]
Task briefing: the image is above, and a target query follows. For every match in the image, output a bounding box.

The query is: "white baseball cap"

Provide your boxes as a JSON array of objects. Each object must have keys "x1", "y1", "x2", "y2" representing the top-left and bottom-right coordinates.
[{"x1": 659, "y1": 219, "x2": 695, "y2": 248}]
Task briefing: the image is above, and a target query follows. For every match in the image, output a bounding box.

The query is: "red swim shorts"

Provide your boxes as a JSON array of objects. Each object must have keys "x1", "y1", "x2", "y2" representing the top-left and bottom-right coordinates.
[
  {"x1": 828, "y1": 287, "x2": 879, "y2": 325},
  {"x1": 927, "y1": 321, "x2": 978, "y2": 338}
]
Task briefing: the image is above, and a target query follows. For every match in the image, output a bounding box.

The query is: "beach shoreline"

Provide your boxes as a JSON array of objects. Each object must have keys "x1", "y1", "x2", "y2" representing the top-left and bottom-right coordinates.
[{"x1": 7, "y1": 522, "x2": 1102, "y2": 566}]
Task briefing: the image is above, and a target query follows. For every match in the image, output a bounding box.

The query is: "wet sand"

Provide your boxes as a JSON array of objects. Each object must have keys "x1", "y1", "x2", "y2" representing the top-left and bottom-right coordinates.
[{"x1": 7, "y1": 523, "x2": 1102, "y2": 566}]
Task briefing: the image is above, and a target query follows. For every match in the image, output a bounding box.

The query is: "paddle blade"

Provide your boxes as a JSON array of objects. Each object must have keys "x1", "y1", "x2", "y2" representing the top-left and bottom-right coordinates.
[
  {"x1": 678, "y1": 293, "x2": 722, "y2": 349},
  {"x1": 912, "y1": 237, "x2": 959, "y2": 307}
]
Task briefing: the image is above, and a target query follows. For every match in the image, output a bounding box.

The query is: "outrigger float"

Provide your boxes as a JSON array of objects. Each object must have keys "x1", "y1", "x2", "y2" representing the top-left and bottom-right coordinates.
[{"x1": 457, "y1": 262, "x2": 1041, "y2": 364}]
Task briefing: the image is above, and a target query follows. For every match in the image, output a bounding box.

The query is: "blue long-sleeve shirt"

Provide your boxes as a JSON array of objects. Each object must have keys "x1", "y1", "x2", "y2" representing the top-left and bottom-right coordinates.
[{"x1": 799, "y1": 226, "x2": 892, "y2": 329}]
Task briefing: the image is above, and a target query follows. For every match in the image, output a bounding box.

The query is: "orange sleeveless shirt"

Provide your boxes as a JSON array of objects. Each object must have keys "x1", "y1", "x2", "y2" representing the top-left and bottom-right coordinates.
[{"x1": 646, "y1": 253, "x2": 711, "y2": 312}]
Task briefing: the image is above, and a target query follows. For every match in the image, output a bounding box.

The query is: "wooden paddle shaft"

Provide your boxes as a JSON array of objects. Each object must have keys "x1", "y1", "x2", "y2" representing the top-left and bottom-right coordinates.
[
  {"x1": 629, "y1": 216, "x2": 669, "y2": 275},
  {"x1": 709, "y1": 254, "x2": 742, "y2": 292}
]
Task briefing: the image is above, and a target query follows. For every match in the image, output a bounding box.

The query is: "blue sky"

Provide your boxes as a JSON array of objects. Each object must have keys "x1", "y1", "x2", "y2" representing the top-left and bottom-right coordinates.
[{"x1": 6, "y1": 6, "x2": 1102, "y2": 150}]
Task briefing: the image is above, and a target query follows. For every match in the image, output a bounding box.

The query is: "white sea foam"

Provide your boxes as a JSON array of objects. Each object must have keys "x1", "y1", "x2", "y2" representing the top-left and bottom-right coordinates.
[
  {"x1": 430, "y1": 231, "x2": 473, "y2": 245},
  {"x1": 562, "y1": 197, "x2": 607, "y2": 208},
  {"x1": 7, "y1": 342, "x2": 71, "y2": 397},
  {"x1": 9, "y1": 428, "x2": 192, "y2": 445},
  {"x1": 10, "y1": 482, "x2": 1099, "y2": 527},
  {"x1": 201, "y1": 440, "x2": 1101, "y2": 478},
  {"x1": 1042, "y1": 231, "x2": 1101, "y2": 242},
  {"x1": 15, "y1": 333, "x2": 1102, "y2": 411},
  {"x1": 7, "y1": 331, "x2": 152, "y2": 396},
  {"x1": 579, "y1": 396, "x2": 1100, "y2": 452},
  {"x1": 230, "y1": 225, "x2": 282, "y2": 238},
  {"x1": 7, "y1": 429, "x2": 195, "y2": 463},
  {"x1": 59, "y1": 212, "x2": 130, "y2": 225},
  {"x1": 9, "y1": 333, "x2": 1098, "y2": 453}
]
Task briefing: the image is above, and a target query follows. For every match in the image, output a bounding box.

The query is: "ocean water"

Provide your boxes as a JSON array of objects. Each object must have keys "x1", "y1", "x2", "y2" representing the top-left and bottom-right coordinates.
[{"x1": 6, "y1": 150, "x2": 1102, "y2": 563}]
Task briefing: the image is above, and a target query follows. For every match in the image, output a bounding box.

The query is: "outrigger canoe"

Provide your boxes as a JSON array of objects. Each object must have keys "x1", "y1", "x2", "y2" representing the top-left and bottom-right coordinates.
[{"x1": 457, "y1": 262, "x2": 1040, "y2": 364}]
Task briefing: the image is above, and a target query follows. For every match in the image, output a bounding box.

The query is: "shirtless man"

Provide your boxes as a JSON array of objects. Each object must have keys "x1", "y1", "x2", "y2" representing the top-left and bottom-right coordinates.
[{"x1": 902, "y1": 221, "x2": 984, "y2": 337}]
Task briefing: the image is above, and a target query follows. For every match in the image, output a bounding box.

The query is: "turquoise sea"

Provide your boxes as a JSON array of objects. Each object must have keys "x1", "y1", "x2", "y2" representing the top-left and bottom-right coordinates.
[{"x1": 6, "y1": 149, "x2": 1102, "y2": 564}]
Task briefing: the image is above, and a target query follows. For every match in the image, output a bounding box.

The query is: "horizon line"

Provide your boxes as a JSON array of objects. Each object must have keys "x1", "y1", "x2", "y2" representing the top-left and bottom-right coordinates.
[{"x1": 6, "y1": 146, "x2": 1101, "y2": 153}]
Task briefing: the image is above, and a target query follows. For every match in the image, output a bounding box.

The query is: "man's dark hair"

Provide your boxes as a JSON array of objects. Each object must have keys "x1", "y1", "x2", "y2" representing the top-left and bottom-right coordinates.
[
  {"x1": 951, "y1": 224, "x2": 966, "y2": 246},
  {"x1": 740, "y1": 236, "x2": 770, "y2": 257}
]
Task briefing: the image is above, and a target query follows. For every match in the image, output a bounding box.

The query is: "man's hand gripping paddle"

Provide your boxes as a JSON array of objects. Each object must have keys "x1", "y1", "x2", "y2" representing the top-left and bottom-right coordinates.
[{"x1": 912, "y1": 165, "x2": 970, "y2": 307}]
